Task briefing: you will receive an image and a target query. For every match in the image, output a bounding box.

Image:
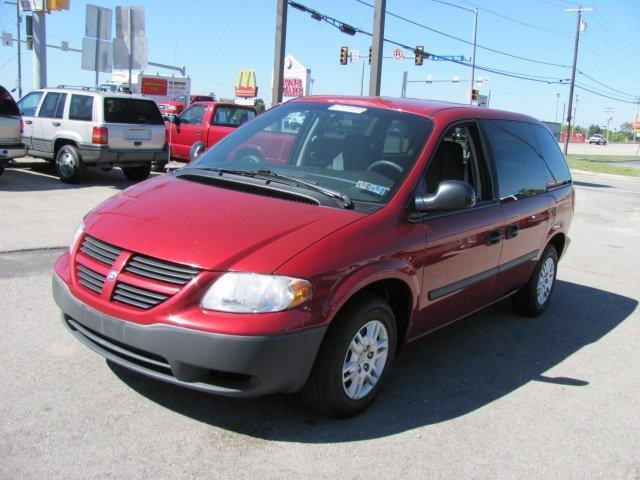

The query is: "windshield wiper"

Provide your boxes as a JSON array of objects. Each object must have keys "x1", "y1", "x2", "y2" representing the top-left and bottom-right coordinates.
[
  {"x1": 252, "y1": 169, "x2": 354, "y2": 209},
  {"x1": 189, "y1": 167, "x2": 354, "y2": 209}
]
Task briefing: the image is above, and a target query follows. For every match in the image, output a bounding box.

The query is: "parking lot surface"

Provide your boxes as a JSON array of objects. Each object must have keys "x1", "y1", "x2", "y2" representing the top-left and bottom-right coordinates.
[{"x1": 1, "y1": 161, "x2": 638, "y2": 479}]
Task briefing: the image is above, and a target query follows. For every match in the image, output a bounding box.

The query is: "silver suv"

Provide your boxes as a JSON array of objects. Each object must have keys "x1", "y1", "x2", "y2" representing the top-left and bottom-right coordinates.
[
  {"x1": 17, "y1": 86, "x2": 166, "y2": 183},
  {"x1": 0, "y1": 85, "x2": 25, "y2": 176}
]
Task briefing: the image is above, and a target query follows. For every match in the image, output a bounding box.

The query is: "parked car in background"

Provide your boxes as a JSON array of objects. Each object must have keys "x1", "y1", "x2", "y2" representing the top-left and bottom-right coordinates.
[
  {"x1": 53, "y1": 96, "x2": 574, "y2": 417},
  {"x1": 158, "y1": 94, "x2": 216, "y2": 118},
  {"x1": 166, "y1": 101, "x2": 256, "y2": 161},
  {"x1": 17, "y1": 86, "x2": 166, "y2": 183},
  {"x1": 588, "y1": 134, "x2": 607, "y2": 145},
  {"x1": 0, "y1": 85, "x2": 25, "y2": 176}
]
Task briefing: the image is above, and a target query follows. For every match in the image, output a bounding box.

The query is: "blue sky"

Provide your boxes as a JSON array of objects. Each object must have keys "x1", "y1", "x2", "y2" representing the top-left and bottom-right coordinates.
[{"x1": 1, "y1": 0, "x2": 638, "y2": 127}]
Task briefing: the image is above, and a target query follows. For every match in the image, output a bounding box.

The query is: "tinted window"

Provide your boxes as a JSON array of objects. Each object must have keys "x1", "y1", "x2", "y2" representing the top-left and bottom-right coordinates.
[
  {"x1": 17, "y1": 91, "x2": 42, "y2": 117},
  {"x1": 0, "y1": 87, "x2": 20, "y2": 116},
  {"x1": 179, "y1": 105, "x2": 206, "y2": 125},
  {"x1": 69, "y1": 95, "x2": 94, "y2": 121},
  {"x1": 213, "y1": 106, "x2": 256, "y2": 127},
  {"x1": 103, "y1": 98, "x2": 163, "y2": 124},
  {"x1": 38, "y1": 92, "x2": 66, "y2": 118},
  {"x1": 532, "y1": 124, "x2": 571, "y2": 186},
  {"x1": 483, "y1": 120, "x2": 548, "y2": 200}
]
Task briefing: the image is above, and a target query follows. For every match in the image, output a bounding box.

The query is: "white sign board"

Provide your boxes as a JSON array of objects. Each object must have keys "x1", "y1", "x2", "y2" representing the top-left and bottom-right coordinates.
[
  {"x1": 115, "y1": 6, "x2": 145, "y2": 38},
  {"x1": 393, "y1": 48, "x2": 404, "y2": 60},
  {"x1": 85, "y1": 5, "x2": 113, "y2": 40},
  {"x1": 351, "y1": 49, "x2": 360, "y2": 63},
  {"x1": 81, "y1": 37, "x2": 112, "y2": 73},
  {"x1": 282, "y1": 54, "x2": 311, "y2": 101},
  {"x1": 20, "y1": 0, "x2": 44, "y2": 12},
  {"x1": 2, "y1": 32, "x2": 12, "y2": 47},
  {"x1": 113, "y1": 36, "x2": 148, "y2": 70},
  {"x1": 477, "y1": 94, "x2": 489, "y2": 107}
]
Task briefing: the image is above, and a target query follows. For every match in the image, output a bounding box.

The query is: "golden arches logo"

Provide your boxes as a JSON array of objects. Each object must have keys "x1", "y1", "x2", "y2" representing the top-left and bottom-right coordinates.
[{"x1": 235, "y1": 70, "x2": 258, "y2": 98}]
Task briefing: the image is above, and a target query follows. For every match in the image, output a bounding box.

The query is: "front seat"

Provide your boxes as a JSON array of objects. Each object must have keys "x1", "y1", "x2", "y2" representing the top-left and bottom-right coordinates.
[{"x1": 425, "y1": 140, "x2": 465, "y2": 193}]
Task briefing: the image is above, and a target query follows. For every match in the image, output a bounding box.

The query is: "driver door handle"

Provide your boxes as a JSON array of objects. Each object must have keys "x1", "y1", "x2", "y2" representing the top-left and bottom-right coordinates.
[
  {"x1": 52, "y1": 122, "x2": 61, "y2": 127},
  {"x1": 505, "y1": 224, "x2": 519, "y2": 239},
  {"x1": 24, "y1": 120, "x2": 33, "y2": 125},
  {"x1": 485, "y1": 229, "x2": 501, "y2": 245}
]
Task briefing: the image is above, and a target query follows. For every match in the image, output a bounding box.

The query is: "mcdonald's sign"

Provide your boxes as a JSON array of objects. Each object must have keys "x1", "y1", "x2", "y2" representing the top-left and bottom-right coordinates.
[{"x1": 235, "y1": 69, "x2": 258, "y2": 98}]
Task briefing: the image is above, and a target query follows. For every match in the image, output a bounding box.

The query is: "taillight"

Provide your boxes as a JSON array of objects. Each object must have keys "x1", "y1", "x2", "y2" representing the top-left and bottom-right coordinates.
[
  {"x1": 92, "y1": 126, "x2": 108, "y2": 145},
  {"x1": 20, "y1": 118, "x2": 24, "y2": 134}
]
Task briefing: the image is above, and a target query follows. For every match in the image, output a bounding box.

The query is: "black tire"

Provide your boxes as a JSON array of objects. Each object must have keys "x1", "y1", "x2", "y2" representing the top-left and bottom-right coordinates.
[
  {"x1": 301, "y1": 292, "x2": 397, "y2": 418},
  {"x1": 55, "y1": 145, "x2": 86, "y2": 183},
  {"x1": 122, "y1": 163, "x2": 152, "y2": 181},
  {"x1": 511, "y1": 245, "x2": 558, "y2": 317},
  {"x1": 151, "y1": 161, "x2": 167, "y2": 173},
  {"x1": 0, "y1": 161, "x2": 4, "y2": 176}
]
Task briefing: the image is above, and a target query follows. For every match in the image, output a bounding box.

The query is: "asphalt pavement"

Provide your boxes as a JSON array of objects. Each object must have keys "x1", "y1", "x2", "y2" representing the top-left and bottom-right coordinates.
[{"x1": 0, "y1": 161, "x2": 639, "y2": 479}]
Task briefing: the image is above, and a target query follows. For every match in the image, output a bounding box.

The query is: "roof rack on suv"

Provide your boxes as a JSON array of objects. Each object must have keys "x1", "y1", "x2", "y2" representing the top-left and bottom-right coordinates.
[{"x1": 56, "y1": 85, "x2": 107, "y2": 92}]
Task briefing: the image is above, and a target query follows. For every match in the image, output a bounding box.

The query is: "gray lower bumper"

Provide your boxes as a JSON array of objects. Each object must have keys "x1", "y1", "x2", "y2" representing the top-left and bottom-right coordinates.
[
  {"x1": 78, "y1": 145, "x2": 166, "y2": 165},
  {"x1": 52, "y1": 274, "x2": 326, "y2": 398},
  {"x1": 0, "y1": 143, "x2": 25, "y2": 160}
]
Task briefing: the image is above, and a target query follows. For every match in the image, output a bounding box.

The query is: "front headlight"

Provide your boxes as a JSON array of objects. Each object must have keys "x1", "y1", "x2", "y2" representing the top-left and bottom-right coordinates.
[
  {"x1": 69, "y1": 221, "x2": 84, "y2": 252},
  {"x1": 201, "y1": 272, "x2": 313, "y2": 313}
]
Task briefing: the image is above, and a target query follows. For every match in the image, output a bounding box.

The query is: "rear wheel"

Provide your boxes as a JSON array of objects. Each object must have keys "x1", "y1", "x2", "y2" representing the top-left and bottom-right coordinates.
[
  {"x1": 151, "y1": 161, "x2": 167, "y2": 172},
  {"x1": 56, "y1": 145, "x2": 86, "y2": 183},
  {"x1": 122, "y1": 163, "x2": 152, "y2": 181},
  {"x1": 0, "y1": 161, "x2": 4, "y2": 176},
  {"x1": 511, "y1": 245, "x2": 558, "y2": 317},
  {"x1": 302, "y1": 293, "x2": 397, "y2": 417}
]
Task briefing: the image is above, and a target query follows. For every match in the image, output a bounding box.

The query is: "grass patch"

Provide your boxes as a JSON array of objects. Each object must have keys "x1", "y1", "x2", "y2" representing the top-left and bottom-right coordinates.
[{"x1": 566, "y1": 154, "x2": 640, "y2": 177}]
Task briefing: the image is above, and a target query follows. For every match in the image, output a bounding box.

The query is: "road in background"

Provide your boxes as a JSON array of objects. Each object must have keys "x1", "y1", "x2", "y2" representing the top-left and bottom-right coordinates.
[
  {"x1": 1, "y1": 162, "x2": 639, "y2": 479},
  {"x1": 563, "y1": 142, "x2": 640, "y2": 156}
]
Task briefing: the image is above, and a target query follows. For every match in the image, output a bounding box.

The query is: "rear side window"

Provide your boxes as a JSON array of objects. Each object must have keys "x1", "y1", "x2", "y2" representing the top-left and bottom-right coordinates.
[
  {"x1": 532, "y1": 124, "x2": 571, "y2": 186},
  {"x1": 213, "y1": 106, "x2": 256, "y2": 127},
  {"x1": 17, "y1": 91, "x2": 42, "y2": 117},
  {"x1": 38, "y1": 92, "x2": 66, "y2": 119},
  {"x1": 483, "y1": 120, "x2": 548, "y2": 200},
  {"x1": 0, "y1": 87, "x2": 20, "y2": 116},
  {"x1": 69, "y1": 95, "x2": 94, "y2": 121},
  {"x1": 103, "y1": 98, "x2": 163, "y2": 124}
]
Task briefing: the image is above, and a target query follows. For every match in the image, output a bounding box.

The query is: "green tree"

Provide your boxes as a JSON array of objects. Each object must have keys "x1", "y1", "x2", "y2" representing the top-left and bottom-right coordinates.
[
  {"x1": 254, "y1": 98, "x2": 265, "y2": 113},
  {"x1": 587, "y1": 124, "x2": 602, "y2": 136}
]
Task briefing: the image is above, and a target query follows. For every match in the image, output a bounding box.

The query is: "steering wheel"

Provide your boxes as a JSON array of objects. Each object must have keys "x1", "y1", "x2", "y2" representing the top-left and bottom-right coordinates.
[
  {"x1": 236, "y1": 148, "x2": 265, "y2": 164},
  {"x1": 367, "y1": 160, "x2": 403, "y2": 175}
]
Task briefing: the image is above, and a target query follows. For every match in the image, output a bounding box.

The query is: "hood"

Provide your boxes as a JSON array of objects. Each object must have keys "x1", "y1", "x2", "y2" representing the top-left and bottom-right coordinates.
[{"x1": 84, "y1": 175, "x2": 364, "y2": 272}]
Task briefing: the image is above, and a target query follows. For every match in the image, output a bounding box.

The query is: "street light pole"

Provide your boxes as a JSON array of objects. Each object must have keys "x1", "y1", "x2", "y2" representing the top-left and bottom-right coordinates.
[
  {"x1": 15, "y1": 0, "x2": 22, "y2": 97},
  {"x1": 468, "y1": 8, "x2": 478, "y2": 105},
  {"x1": 271, "y1": 0, "x2": 288, "y2": 106},
  {"x1": 368, "y1": 0, "x2": 386, "y2": 96}
]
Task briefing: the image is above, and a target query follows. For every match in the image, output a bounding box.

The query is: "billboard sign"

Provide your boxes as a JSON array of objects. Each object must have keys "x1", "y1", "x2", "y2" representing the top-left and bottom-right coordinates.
[
  {"x1": 282, "y1": 54, "x2": 310, "y2": 101},
  {"x1": 235, "y1": 70, "x2": 258, "y2": 98},
  {"x1": 140, "y1": 76, "x2": 168, "y2": 96}
]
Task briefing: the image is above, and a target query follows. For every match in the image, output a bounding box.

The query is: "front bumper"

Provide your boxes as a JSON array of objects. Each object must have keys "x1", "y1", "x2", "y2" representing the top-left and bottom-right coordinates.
[
  {"x1": 0, "y1": 143, "x2": 25, "y2": 160},
  {"x1": 53, "y1": 274, "x2": 327, "y2": 398},
  {"x1": 77, "y1": 144, "x2": 167, "y2": 165}
]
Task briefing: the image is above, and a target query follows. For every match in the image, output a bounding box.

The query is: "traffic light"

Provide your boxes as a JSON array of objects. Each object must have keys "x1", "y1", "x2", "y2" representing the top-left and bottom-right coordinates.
[
  {"x1": 340, "y1": 47, "x2": 349, "y2": 65},
  {"x1": 47, "y1": 0, "x2": 70, "y2": 10},
  {"x1": 472, "y1": 89, "x2": 479, "y2": 102},
  {"x1": 368, "y1": 46, "x2": 372, "y2": 65},
  {"x1": 415, "y1": 45, "x2": 424, "y2": 66}
]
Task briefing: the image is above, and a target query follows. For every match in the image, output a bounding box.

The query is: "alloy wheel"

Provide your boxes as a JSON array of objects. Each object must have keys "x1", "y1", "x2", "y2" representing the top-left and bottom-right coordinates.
[{"x1": 342, "y1": 320, "x2": 389, "y2": 400}]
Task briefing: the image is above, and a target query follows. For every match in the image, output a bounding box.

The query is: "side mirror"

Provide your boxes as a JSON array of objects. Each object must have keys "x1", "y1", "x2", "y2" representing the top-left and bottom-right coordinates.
[
  {"x1": 189, "y1": 141, "x2": 205, "y2": 162},
  {"x1": 172, "y1": 115, "x2": 181, "y2": 126},
  {"x1": 414, "y1": 180, "x2": 476, "y2": 212}
]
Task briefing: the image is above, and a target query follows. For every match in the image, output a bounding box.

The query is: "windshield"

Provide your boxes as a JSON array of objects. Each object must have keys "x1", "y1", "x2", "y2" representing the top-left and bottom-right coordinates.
[{"x1": 188, "y1": 102, "x2": 432, "y2": 205}]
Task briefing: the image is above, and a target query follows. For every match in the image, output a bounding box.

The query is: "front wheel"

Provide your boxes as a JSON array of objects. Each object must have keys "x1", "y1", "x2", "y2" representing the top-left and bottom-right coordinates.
[
  {"x1": 512, "y1": 245, "x2": 558, "y2": 317},
  {"x1": 122, "y1": 163, "x2": 152, "y2": 181},
  {"x1": 302, "y1": 293, "x2": 397, "y2": 417}
]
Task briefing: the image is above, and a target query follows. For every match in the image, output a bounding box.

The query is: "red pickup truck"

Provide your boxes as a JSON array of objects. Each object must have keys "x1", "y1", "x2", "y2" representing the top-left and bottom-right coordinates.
[{"x1": 167, "y1": 101, "x2": 257, "y2": 161}]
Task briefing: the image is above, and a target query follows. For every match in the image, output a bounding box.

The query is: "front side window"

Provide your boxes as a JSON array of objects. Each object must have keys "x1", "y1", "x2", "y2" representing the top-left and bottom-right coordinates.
[
  {"x1": 213, "y1": 106, "x2": 256, "y2": 127},
  {"x1": 38, "y1": 92, "x2": 66, "y2": 118},
  {"x1": 483, "y1": 120, "x2": 549, "y2": 201},
  {"x1": 425, "y1": 123, "x2": 493, "y2": 202},
  {"x1": 178, "y1": 105, "x2": 206, "y2": 125},
  {"x1": 103, "y1": 98, "x2": 163, "y2": 124},
  {"x1": 69, "y1": 95, "x2": 94, "y2": 121},
  {"x1": 189, "y1": 102, "x2": 432, "y2": 205},
  {"x1": 17, "y1": 91, "x2": 43, "y2": 117}
]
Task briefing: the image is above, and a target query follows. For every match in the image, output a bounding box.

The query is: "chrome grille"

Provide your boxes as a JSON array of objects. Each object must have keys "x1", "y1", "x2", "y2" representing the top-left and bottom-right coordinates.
[
  {"x1": 80, "y1": 236, "x2": 122, "y2": 265},
  {"x1": 112, "y1": 282, "x2": 170, "y2": 310},
  {"x1": 124, "y1": 255, "x2": 200, "y2": 285},
  {"x1": 77, "y1": 264, "x2": 106, "y2": 293}
]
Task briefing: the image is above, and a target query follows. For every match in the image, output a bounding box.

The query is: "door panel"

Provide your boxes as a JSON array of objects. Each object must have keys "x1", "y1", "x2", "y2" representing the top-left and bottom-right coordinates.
[
  {"x1": 412, "y1": 204, "x2": 504, "y2": 338},
  {"x1": 170, "y1": 104, "x2": 207, "y2": 160}
]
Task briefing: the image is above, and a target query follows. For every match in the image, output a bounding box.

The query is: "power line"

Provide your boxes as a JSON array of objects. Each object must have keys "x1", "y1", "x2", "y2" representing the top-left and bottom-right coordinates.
[
  {"x1": 575, "y1": 83, "x2": 639, "y2": 105},
  {"x1": 576, "y1": 69, "x2": 638, "y2": 98},
  {"x1": 354, "y1": 0, "x2": 571, "y2": 68}
]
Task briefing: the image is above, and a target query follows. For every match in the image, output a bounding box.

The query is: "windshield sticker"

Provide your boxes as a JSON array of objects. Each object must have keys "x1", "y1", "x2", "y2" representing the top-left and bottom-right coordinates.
[
  {"x1": 328, "y1": 104, "x2": 367, "y2": 114},
  {"x1": 356, "y1": 180, "x2": 390, "y2": 196}
]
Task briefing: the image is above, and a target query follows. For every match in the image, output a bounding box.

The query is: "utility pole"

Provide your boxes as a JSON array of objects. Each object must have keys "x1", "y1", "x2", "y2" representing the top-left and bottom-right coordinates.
[
  {"x1": 468, "y1": 8, "x2": 478, "y2": 104},
  {"x1": 360, "y1": 61, "x2": 365, "y2": 96},
  {"x1": 555, "y1": 93, "x2": 560, "y2": 123},
  {"x1": 401, "y1": 70, "x2": 407, "y2": 98},
  {"x1": 15, "y1": 0, "x2": 22, "y2": 97},
  {"x1": 368, "y1": 0, "x2": 386, "y2": 96},
  {"x1": 604, "y1": 105, "x2": 614, "y2": 141},
  {"x1": 563, "y1": 5, "x2": 592, "y2": 155},
  {"x1": 271, "y1": 0, "x2": 288, "y2": 106},
  {"x1": 32, "y1": 9, "x2": 47, "y2": 89}
]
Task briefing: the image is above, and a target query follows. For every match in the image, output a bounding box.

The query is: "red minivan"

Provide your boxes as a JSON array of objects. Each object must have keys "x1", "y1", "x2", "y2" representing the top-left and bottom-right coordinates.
[{"x1": 53, "y1": 96, "x2": 574, "y2": 417}]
